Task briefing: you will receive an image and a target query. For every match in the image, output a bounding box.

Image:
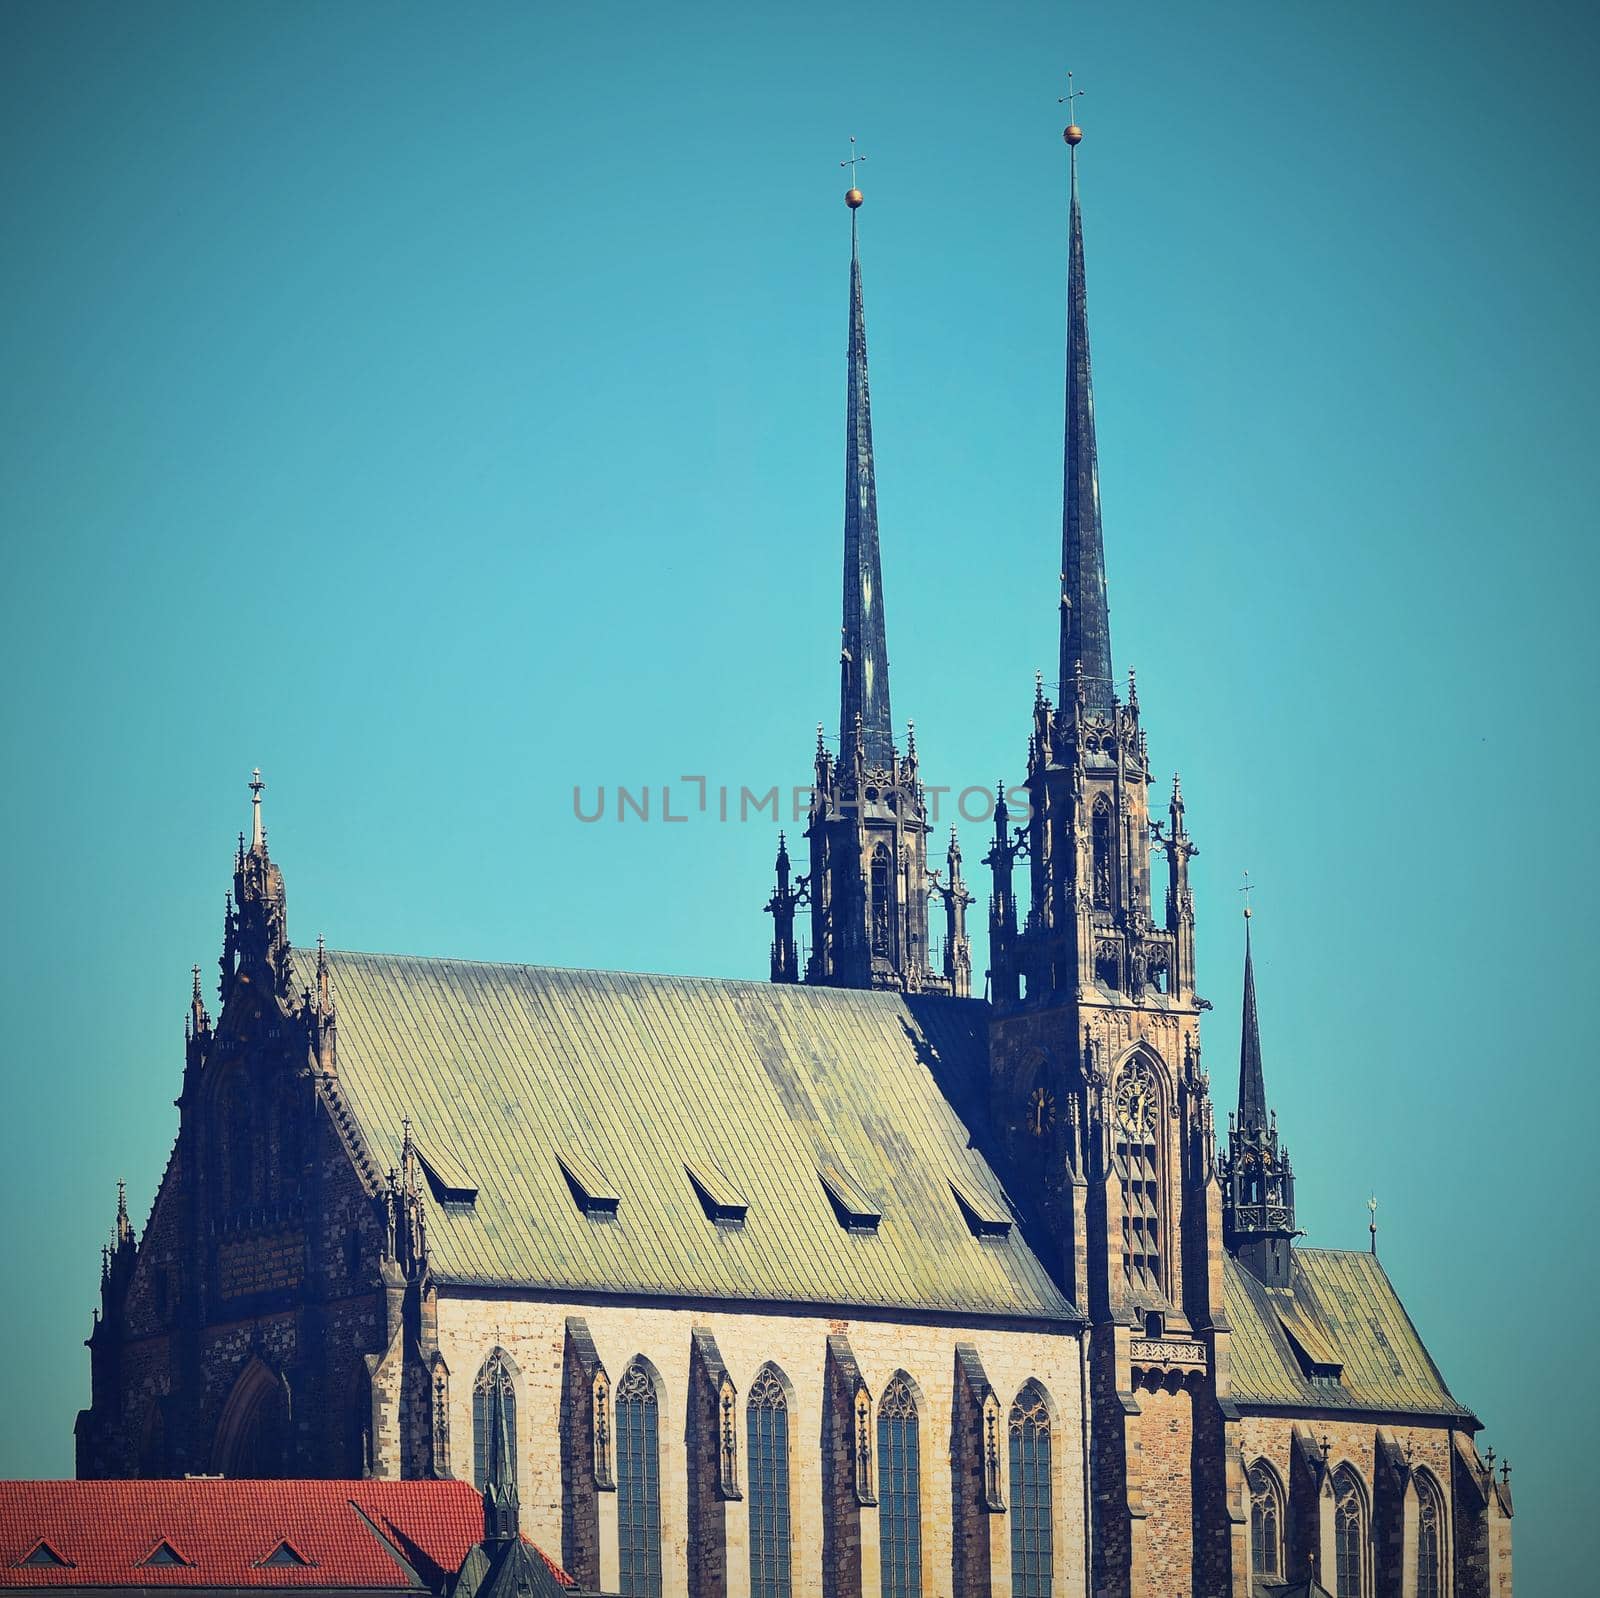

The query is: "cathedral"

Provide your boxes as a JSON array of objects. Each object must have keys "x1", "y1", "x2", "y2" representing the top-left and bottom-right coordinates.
[{"x1": 76, "y1": 121, "x2": 1513, "y2": 1598}]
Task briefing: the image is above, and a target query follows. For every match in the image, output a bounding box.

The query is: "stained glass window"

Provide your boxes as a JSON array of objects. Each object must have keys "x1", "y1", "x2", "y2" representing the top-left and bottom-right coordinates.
[
  {"x1": 877, "y1": 1373, "x2": 922, "y2": 1598},
  {"x1": 1009, "y1": 1382, "x2": 1053, "y2": 1598},
  {"x1": 747, "y1": 1366, "x2": 792, "y2": 1598},
  {"x1": 1248, "y1": 1460, "x2": 1283, "y2": 1577},
  {"x1": 1416, "y1": 1471, "x2": 1444, "y2": 1598},
  {"x1": 1333, "y1": 1465, "x2": 1367, "y2": 1598},
  {"x1": 616, "y1": 1361, "x2": 662, "y2": 1597},
  {"x1": 471, "y1": 1349, "x2": 517, "y2": 1489}
]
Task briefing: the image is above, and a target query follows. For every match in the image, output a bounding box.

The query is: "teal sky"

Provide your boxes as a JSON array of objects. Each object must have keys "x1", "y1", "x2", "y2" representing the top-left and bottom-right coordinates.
[{"x1": 2, "y1": 2, "x2": 1594, "y2": 1590}]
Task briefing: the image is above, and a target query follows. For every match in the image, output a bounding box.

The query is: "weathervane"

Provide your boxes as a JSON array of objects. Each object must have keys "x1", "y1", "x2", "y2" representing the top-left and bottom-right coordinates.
[
  {"x1": 1368, "y1": 1194, "x2": 1379, "y2": 1255},
  {"x1": 841, "y1": 136, "x2": 866, "y2": 208},
  {"x1": 1239, "y1": 869, "x2": 1254, "y2": 919}
]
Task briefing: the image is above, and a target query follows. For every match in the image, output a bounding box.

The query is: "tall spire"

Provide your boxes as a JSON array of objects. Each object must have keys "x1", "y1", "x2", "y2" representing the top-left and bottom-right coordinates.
[
  {"x1": 1238, "y1": 906, "x2": 1268, "y2": 1130},
  {"x1": 1058, "y1": 105, "x2": 1114, "y2": 708},
  {"x1": 840, "y1": 155, "x2": 893, "y2": 767}
]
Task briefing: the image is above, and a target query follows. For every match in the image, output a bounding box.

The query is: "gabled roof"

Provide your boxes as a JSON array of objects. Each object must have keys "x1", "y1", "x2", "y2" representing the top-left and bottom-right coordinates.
[
  {"x1": 300, "y1": 951, "x2": 1075, "y2": 1324},
  {"x1": 0, "y1": 1481, "x2": 569, "y2": 1589},
  {"x1": 1224, "y1": 1249, "x2": 1475, "y2": 1421}
]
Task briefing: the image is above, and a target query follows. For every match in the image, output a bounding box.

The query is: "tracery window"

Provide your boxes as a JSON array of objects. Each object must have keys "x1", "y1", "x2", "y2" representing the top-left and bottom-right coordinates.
[
  {"x1": 1091, "y1": 795, "x2": 1114, "y2": 907},
  {"x1": 1247, "y1": 1460, "x2": 1284, "y2": 1578},
  {"x1": 1112, "y1": 1056, "x2": 1164, "y2": 1291},
  {"x1": 472, "y1": 1348, "x2": 517, "y2": 1489},
  {"x1": 747, "y1": 1365, "x2": 792, "y2": 1598},
  {"x1": 1416, "y1": 1470, "x2": 1446, "y2": 1598},
  {"x1": 615, "y1": 1360, "x2": 663, "y2": 1598},
  {"x1": 877, "y1": 1373, "x2": 922, "y2": 1598},
  {"x1": 1008, "y1": 1381, "x2": 1053, "y2": 1598},
  {"x1": 870, "y1": 843, "x2": 892, "y2": 957},
  {"x1": 1332, "y1": 1465, "x2": 1368, "y2": 1598}
]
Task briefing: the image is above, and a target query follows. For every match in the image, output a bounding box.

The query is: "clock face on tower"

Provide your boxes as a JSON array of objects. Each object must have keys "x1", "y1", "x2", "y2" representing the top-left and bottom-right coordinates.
[
  {"x1": 1113, "y1": 1060, "x2": 1157, "y2": 1141},
  {"x1": 1026, "y1": 1085, "x2": 1056, "y2": 1138}
]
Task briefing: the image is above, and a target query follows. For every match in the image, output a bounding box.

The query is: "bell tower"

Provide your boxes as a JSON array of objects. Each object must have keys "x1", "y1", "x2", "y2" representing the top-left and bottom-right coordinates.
[
  {"x1": 984, "y1": 101, "x2": 1238, "y2": 1598},
  {"x1": 766, "y1": 157, "x2": 962, "y2": 995}
]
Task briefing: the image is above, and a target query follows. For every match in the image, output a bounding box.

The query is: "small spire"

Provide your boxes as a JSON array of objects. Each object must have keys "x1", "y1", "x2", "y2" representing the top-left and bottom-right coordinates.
[
  {"x1": 1368, "y1": 1194, "x2": 1379, "y2": 1255},
  {"x1": 191, "y1": 964, "x2": 203, "y2": 1004},
  {"x1": 1237, "y1": 894, "x2": 1268, "y2": 1130},
  {"x1": 248, "y1": 769, "x2": 265, "y2": 852},
  {"x1": 482, "y1": 1354, "x2": 520, "y2": 1542},
  {"x1": 115, "y1": 1180, "x2": 133, "y2": 1248}
]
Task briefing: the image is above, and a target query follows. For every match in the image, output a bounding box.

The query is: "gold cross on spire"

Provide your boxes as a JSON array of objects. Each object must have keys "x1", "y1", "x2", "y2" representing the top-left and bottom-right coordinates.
[
  {"x1": 1059, "y1": 68, "x2": 1085, "y2": 146},
  {"x1": 841, "y1": 135, "x2": 866, "y2": 209}
]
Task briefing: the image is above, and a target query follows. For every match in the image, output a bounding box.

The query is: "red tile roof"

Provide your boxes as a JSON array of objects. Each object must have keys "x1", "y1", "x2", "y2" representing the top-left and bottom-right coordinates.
[{"x1": 0, "y1": 1482, "x2": 571, "y2": 1590}]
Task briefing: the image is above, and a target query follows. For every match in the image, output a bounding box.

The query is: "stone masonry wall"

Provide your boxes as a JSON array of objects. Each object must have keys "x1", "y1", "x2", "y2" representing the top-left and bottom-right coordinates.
[{"x1": 435, "y1": 1295, "x2": 1088, "y2": 1598}]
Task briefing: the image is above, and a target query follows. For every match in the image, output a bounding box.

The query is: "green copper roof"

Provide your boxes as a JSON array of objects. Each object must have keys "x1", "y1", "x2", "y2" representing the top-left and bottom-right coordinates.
[
  {"x1": 298, "y1": 950, "x2": 1077, "y2": 1324},
  {"x1": 1224, "y1": 1250, "x2": 1473, "y2": 1422}
]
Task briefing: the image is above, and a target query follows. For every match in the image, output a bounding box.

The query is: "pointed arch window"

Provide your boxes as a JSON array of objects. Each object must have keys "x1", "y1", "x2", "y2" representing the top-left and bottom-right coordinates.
[
  {"x1": 877, "y1": 1373, "x2": 922, "y2": 1598},
  {"x1": 1247, "y1": 1459, "x2": 1284, "y2": 1578},
  {"x1": 472, "y1": 1349, "x2": 517, "y2": 1490},
  {"x1": 870, "y1": 843, "x2": 893, "y2": 957},
  {"x1": 213, "y1": 1360, "x2": 290, "y2": 1478},
  {"x1": 747, "y1": 1365, "x2": 792, "y2": 1598},
  {"x1": 1332, "y1": 1465, "x2": 1369, "y2": 1598},
  {"x1": 1415, "y1": 1470, "x2": 1446, "y2": 1598},
  {"x1": 1112, "y1": 1055, "x2": 1164, "y2": 1292},
  {"x1": 1091, "y1": 795, "x2": 1114, "y2": 907},
  {"x1": 1008, "y1": 1381, "x2": 1053, "y2": 1598},
  {"x1": 616, "y1": 1360, "x2": 663, "y2": 1598}
]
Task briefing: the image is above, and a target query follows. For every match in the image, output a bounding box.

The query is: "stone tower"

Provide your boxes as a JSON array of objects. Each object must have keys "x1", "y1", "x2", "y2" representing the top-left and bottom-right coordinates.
[
  {"x1": 767, "y1": 182, "x2": 964, "y2": 995},
  {"x1": 983, "y1": 119, "x2": 1235, "y2": 1598}
]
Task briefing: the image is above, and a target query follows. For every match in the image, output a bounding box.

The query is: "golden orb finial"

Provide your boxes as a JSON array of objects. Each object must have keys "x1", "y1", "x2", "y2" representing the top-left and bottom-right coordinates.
[
  {"x1": 1059, "y1": 69, "x2": 1085, "y2": 147},
  {"x1": 841, "y1": 136, "x2": 866, "y2": 210}
]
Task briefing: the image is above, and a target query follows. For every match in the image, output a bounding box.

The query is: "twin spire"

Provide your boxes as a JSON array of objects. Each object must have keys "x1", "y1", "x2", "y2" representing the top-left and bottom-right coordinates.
[
  {"x1": 840, "y1": 184, "x2": 893, "y2": 767},
  {"x1": 1060, "y1": 123, "x2": 1115, "y2": 709}
]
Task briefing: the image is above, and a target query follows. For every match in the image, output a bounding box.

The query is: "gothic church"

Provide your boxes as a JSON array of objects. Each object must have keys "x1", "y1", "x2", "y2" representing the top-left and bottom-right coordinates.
[{"x1": 77, "y1": 123, "x2": 1513, "y2": 1598}]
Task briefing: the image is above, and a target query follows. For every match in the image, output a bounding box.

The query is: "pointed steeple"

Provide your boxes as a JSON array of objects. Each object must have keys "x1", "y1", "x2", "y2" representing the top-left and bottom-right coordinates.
[
  {"x1": 1058, "y1": 117, "x2": 1114, "y2": 709},
  {"x1": 482, "y1": 1355, "x2": 519, "y2": 1543},
  {"x1": 1238, "y1": 908, "x2": 1268, "y2": 1130},
  {"x1": 840, "y1": 174, "x2": 893, "y2": 767},
  {"x1": 1221, "y1": 902, "x2": 1299, "y2": 1285}
]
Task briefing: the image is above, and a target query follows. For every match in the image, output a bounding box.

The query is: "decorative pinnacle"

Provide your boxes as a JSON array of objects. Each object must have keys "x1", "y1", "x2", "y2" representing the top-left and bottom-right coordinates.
[
  {"x1": 191, "y1": 964, "x2": 203, "y2": 1002},
  {"x1": 249, "y1": 768, "x2": 265, "y2": 851},
  {"x1": 841, "y1": 135, "x2": 866, "y2": 207},
  {"x1": 1059, "y1": 68, "x2": 1084, "y2": 145}
]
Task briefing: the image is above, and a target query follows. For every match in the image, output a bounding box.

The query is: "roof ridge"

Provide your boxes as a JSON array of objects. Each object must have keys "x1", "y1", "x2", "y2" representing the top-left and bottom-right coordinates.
[{"x1": 299, "y1": 946, "x2": 990, "y2": 1003}]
